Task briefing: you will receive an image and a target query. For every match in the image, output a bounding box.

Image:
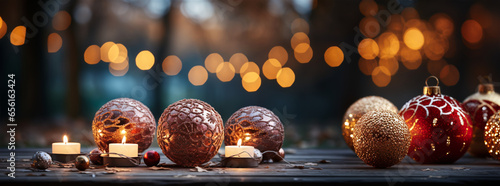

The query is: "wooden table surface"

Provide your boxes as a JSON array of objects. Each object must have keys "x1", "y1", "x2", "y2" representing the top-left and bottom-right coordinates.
[{"x1": 1, "y1": 148, "x2": 500, "y2": 185}]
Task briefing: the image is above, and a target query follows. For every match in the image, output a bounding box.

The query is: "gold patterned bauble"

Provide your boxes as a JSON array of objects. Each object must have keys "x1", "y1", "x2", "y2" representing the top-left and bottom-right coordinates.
[
  {"x1": 485, "y1": 111, "x2": 500, "y2": 160},
  {"x1": 353, "y1": 110, "x2": 411, "y2": 168},
  {"x1": 342, "y1": 96, "x2": 398, "y2": 151}
]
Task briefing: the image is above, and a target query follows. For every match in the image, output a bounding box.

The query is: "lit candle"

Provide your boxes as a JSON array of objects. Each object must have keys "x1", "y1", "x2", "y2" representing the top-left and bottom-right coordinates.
[
  {"x1": 52, "y1": 135, "x2": 81, "y2": 154},
  {"x1": 225, "y1": 139, "x2": 254, "y2": 158},
  {"x1": 109, "y1": 136, "x2": 138, "y2": 158}
]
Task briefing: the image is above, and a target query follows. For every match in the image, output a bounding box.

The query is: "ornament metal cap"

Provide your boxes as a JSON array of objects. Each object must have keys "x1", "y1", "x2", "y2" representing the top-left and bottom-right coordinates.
[
  {"x1": 423, "y1": 76, "x2": 441, "y2": 96},
  {"x1": 478, "y1": 83, "x2": 495, "y2": 94}
]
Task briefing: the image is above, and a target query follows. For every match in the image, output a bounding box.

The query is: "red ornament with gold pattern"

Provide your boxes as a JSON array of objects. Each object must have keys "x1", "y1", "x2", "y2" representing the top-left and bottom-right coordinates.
[
  {"x1": 399, "y1": 76, "x2": 473, "y2": 164},
  {"x1": 462, "y1": 82, "x2": 500, "y2": 157}
]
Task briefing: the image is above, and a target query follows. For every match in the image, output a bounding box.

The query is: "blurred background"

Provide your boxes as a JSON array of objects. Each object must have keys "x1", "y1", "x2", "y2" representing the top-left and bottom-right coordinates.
[{"x1": 1, "y1": 0, "x2": 500, "y2": 149}]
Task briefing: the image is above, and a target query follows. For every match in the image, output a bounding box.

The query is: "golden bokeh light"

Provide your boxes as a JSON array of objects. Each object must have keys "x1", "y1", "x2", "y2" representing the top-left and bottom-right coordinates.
[
  {"x1": 240, "y1": 62, "x2": 260, "y2": 78},
  {"x1": 107, "y1": 44, "x2": 119, "y2": 62},
  {"x1": 204, "y1": 53, "x2": 224, "y2": 73},
  {"x1": 401, "y1": 7, "x2": 419, "y2": 21},
  {"x1": 242, "y1": 72, "x2": 261, "y2": 92},
  {"x1": 359, "y1": 16, "x2": 380, "y2": 38},
  {"x1": 359, "y1": 0, "x2": 378, "y2": 16},
  {"x1": 263, "y1": 58, "x2": 282, "y2": 80},
  {"x1": 111, "y1": 43, "x2": 128, "y2": 63},
  {"x1": 372, "y1": 66, "x2": 391, "y2": 87},
  {"x1": 162, "y1": 55, "x2": 182, "y2": 76},
  {"x1": 423, "y1": 30, "x2": 448, "y2": 61},
  {"x1": 377, "y1": 32, "x2": 399, "y2": 59},
  {"x1": 324, "y1": 46, "x2": 344, "y2": 67},
  {"x1": 294, "y1": 43, "x2": 310, "y2": 53},
  {"x1": 358, "y1": 58, "x2": 377, "y2": 76},
  {"x1": 0, "y1": 17, "x2": 7, "y2": 39},
  {"x1": 10, "y1": 26, "x2": 26, "y2": 46},
  {"x1": 379, "y1": 57, "x2": 398, "y2": 75},
  {"x1": 276, "y1": 67, "x2": 295, "y2": 88},
  {"x1": 52, "y1": 11, "x2": 71, "y2": 31},
  {"x1": 135, "y1": 50, "x2": 155, "y2": 70},
  {"x1": 404, "y1": 27, "x2": 424, "y2": 50},
  {"x1": 109, "y1": 60, "x2": 129, "y2": 77},
  {"x1": 47, "y1": 33, "x2": 62, "y2": 53},
  {"x1": 100, "y1": 41, "x2": 116, "y2": 62},
  {"x1": 291, "y1": 18, "x2": 309, "y2": 34},
  {"x1": 430, "y1": 13, "x2": 454, "y2": 38},
  {"x1": 216, "y1": 62, "x2": 236, "y2": 82},
  {"x1": 358, "y1": 38, "x2": 379, "y2": 60},
  {"x1": 188, "y1": 65, "x2": 208, "y2": 86},
  {"x1": 110, "y1": 57, "x2": 129, "y2": 71},
  {"x1": 291, "y1": 32, "x2": 310, "y2": 50},
  {"x1": 462, "y1": 19, "x2": 483, "y2": 44},
  {"x1": 427, "y1": 60, "x2": 447, "y2": 76},
  {"x1": 229, "y1": 53, "x2": 248, "y2": 73},
  {"x1": 84, "y1": 45, "x2": 100, "y2": 65},
  {"x1": 269, "y1": 46, "x2": 288, "y2": 66},
  {"x1": 400, "y1": 47, "x2": 422, "y2": 70},
  {"x1": 440, "y1": 64, "x2": 459, "y2": 86},
  {"x1": 387, "y1": 14, "x2": 405, "y2": 32},
  {"x1": 470, "y1": 3, "x2": 492, "y2": 29},
  {"x1": 294, "y1": 44, "x2": 313, "y2": 63}
]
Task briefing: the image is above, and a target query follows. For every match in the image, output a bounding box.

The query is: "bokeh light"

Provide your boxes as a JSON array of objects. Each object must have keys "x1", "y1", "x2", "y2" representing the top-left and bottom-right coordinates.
[
  {"x1": 469, "y1": 4, "x2": 492, "y2": 29},
  {"x1": 52, "y1": 11, "x2": 71, "y2": 31},
  {"x1": 401, "y1": 7, "x2": 419, "y2": 21},
  {"x1": 109, "y1": 59, "x2": 129, "y2": 77},
  {"x1": 358, "y1": 38, "x2": 379, "y2": 60},
  {"x1": 0, "y1": 17, "x2": 7, "y2": 39},
  {"x1": 427, "y1": 59, "x2": 447, "y2": 76},
  {"x1": 111, "y1": 43, "x2": 128, "y2": 63},
  {"x1": 107, "y1": 44, "x2": 119, "y2": 63},
  {"x1": 10, "y1": 26, "x2": 26, "y2": 46},
  {"x1": 47, "y1": 33, "x2": 63, "y2": 53},
  {"x1": 358, "y1": 58, "x2": 377, "y2": 76},
  {"x1": 216, "y1": 62, "x2": 235, "y2": 82},
  {"x1": 242, "y1": 72, "x2": 261, "y2": 92},
  {"x1": 324, "y1": 46, "x2": 344, "y2": 67},
  {"x1": 291, "y1": 32, "x2": 310, "y2": 50},
  {"x1": 462, "y1": 19, "x2": 483, "y2": 44},
  {"x1": 268, "y1": 46, "x2": 288, "y2": 66},
  {"x1": 359, "y1": 0, "x2": 378, "y2": 17},
  {"x1": 291, "y1": 18, "x2": 309, "y2": 34},
  {"x1": 263, "y1": 58, "x2": 282, "y2": 80},
  {"x1": 423, "y1": 30, "x2": 447, "y2": 61},
  {"x1": 404, "y1": 27, "x2": 424, "y2": 50},
  {"x1": 359, "y1": 16, "x2": 380, "y2": 38},
  {"x1": 240, "y1": 62, "x2": 260, "y2": 78},
  {"x1": 204, "y1": 53, "x2": 223, "y2": 73},
  {"x1": 110, "y1": 57, "x2": 129, "y2": 71},
  {"x1": 371, "y1": 66, "x2": 391, "y2": 87},
  {"x1": 379, "y1": 57, "x2": 398, "y2": 75},
  {"x1": 162, "y1": 55, "x2": 182, "y2": 76},
  {"x1": 431, "y1": 13, "x2": 454, "y2": 38},
  {"x1": 188, "y1": 65, "x2": 208, "y2": 86},
  {"x1": 135, "y1": 50, "x2": 155, "y2": 70},
  {"x1": 100, "y1": 41, "x2": 116, "y2": 62},
  {"x1": 387, "y1": 14, "x2": 405, "y2": 32},
  {"x1": 440, "y1": 64, "x2": 459, "y2": 86},
  {"x1": 84, "y1": 45, "x2": 100, "y2": 65},
  {"x1": 229, "y1": 53, "x2": 248, "y2": 73},
  {"x1": 377, "y1": 32, "x2": 399, "y2": 59},
  {"x1": 400, "y1": 46, "x2": 422, "y2": 70},
  {"x1": 294, "y1": 43, "x2": 313, "y2": 63},
  {"x1": 276, "y1": 67, "x2": 295, "y2": 88}
]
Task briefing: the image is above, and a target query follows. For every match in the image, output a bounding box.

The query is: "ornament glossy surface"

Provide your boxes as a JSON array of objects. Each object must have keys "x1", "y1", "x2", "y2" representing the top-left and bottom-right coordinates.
[
  {"x1": 75, "y1": 155, "x2": 90, "y2": 171},
  {"x1": 143, "y1": 150, "x2": 161, "y2": 167},
  {"x1": 89, "y1": 148, "x2": 103, "y2": 165},
  {"x1": 31, "y1": 151, "x2": 52, "y2": 170}
]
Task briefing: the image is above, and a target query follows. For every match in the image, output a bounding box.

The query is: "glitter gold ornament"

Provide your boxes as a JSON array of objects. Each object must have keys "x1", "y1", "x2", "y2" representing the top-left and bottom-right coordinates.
[
  {"x1": 224, "y1": 106, "x2": 284, "y2": 160},
  {"x1": 157, "y1": 99, "x2": 224, "y2": 167},
  {"x1": 463, "y1": 83, "x2": 500, "y2": 157},
  {"x1": 92, "y1": 98, "x2": 156, "y2": 153},
  {"x1": 342, "y1": 96, "x2": 398, "y2": 151},
  {"x1": 353, "y1": 110, "x2": 411, "y2": 168},
  {"x1": 485, "y1": 111, "x2": 500, "y2": 160},
  {"x1": 31, "y1": 151, "x2": 52, "y2": 170}
]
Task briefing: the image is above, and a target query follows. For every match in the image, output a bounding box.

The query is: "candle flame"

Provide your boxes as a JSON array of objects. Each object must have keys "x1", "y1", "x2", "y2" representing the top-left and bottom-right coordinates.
[
  {"x1": 122, "y1": 136, "x2": 126, "y2": 144},
  {"x1": 121, "y1": 130, "x2": 126, "y2": 134},
  {"x1": 63, "y1": 135, "x2": 68, "y2": 144},
  {"x1": 237, "y1": 139, "x2": 242, "y2": 147}
]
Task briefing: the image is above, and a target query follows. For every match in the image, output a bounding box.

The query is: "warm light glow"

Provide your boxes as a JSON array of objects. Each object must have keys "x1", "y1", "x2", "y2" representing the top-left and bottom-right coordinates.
[
  {"x1": 358, "y1": 38, "x2": 379, "y2": 60},
  {"x1": 324, "y1": 46, "x2": 344, "y2": 67},
  {"x1": 0, "y1": 17, "x2": 7, "y2": 39},
  {"x1": 63, "y1": 135, "x2": 68, "y2": 144},
  {"x1": 162, "y1": 55, "x2": 182, "y2": 76},
  {"x1": 372, "y1": 66, "x2": 391, "y2": 87},
  {"x1": 294, "y1": 43, "x2": 310, "y2": 53},
  {"x1": 431, "y1": 13, "x2": 454, "y2": 38},
  {"x1": 377, "y1": 32, "x2": 399, "y2": 59},
  {"x1": 263, "y1": 58, "x2": 282, "y2": 80},
  {"x1": 237, "y1": 139, "x2": 242, "y2": 147},
  {"x1": 229, "y1": 53, "x2": 248, "y2": 73},
  {"x1": 378, "y1": 57, "x2": 398, "y2": 76},
  {"x1": 136, "y1": 50, "x2": 155, "y2": 70},
  {"x1": 47, "y1": 33, "x2": 63, "y2": 53},
  {"x1": 470, "y1": 4, "x2": 492, "y2": 29},
  {"x1": 359, "y1": 0, "x2": 378, "y2": 16},
  {"x1": 52, "y1": 11, "x2": 71, "y2": 31},
  {"x1": 108, "y1": 44, "x2": 119, "y2": 62},
  {"x1": 100, "y1": 41, "x2": 116, "y2": 62},
  {"x1": 122, "y1": 136, "x2": 127, "y2": 144},
  {"x1": 404, "y1": 28, "x2": 424, "y2": 50},
  {"x1": 440, "y1": 64, "x2": 459, "y2": 86},
  {"x1": 84, "y1": 45, "x2": 101, "y2": 65},
  {"x1": 358, "y1": 58, "x2": 377, "y2": 76},
  {"x1": 240, "y1": 62, "x2": 260, "y2": 78},
  {"x1": 111, "y1": 43, "x2": 128, "y2": 63},
  {"x1": 204, "y1": 53, "x2": 223, "y2": 73},
  {"x1": 268, "y1": 46, "x2": 288, "y2": 66},
  {"x1": 401, "y1": 7, "x2": 419, "y2": 21},
  {"x1": 359, "y1": 16, "x2": 380, "y2": 38},
  {"x1": 10, "y1": 26, "x2": 26, "y2": 46},
  {"x1": 121, "y1": 130, "x2": 126, "y2": 135},
  {"x1": 242, "y1": 72, "x2": 261, "y2": 92},
  {"x1": 216, "y1": 62, "x2": 236, "y2": 82},
  {"x1": 387, "y1": 14, "x2": 404, "y2": 32},
  {"x1": 423, "y1": 30, "x2": 447, "y2": 61},
  {"x1": 188, "y1": 65, "x2": 208, "y2": 86},
  {"x1": 110, "y1": 57, "x2": 128, "y2": 71},
  {"x1": 427, "y1": 60, "x2": 447, "y2": 76},
  {"x1": 400, "y1": 47, "x2": 422, "y2": 70},
  {"x1": 291, "y1": 32, "x2": 310, "y2": 50},
  {"x1": 276, "y1": 67, "x2": 295, "y2": 88},
  {"x1": 294, "y1": 44, "x2": 313, "y2": 63},
  {"x1": 291, "y1": 18, "x2": 309, "y2": 34},
  {"x1": 462, "y1": 19, "x2": 483, "y2": 44}
]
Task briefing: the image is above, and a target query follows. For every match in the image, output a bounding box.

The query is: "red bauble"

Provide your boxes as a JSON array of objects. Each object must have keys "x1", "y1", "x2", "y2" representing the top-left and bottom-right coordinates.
[
  {"x1": 143, "y1": 150, "x2": 161, "y2": 167},
  {"x1": 157, "y1": 99, "x2": 224, "y2": 167},
  {"x1": 399, "y1": 77, "x2": 473, "y2": 164},
  {"x1": 462, "y1": 83, "x2": 500, "y2": 157}
]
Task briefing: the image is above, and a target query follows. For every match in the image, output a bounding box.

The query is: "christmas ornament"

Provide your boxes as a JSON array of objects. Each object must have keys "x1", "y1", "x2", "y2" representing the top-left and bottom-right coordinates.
[
  {"x1": 31, "y1": 151, "x2": 52, "y2": 170},
  {"x1": 353, "y1": 110, "x2": 411, "y2": 168},
  {"x1": 463, "y1": 83, "x2": 500, "y2": 157},
  {"x1": 225, "y1": 106, "x2": 284, "y2": 160},
  {"x1": 89, "y1": 148, "x2": 103, "y2": 165},
  {"x1": 157, "y1": 99, "x2": 224, "y2": 167},
  {"x1": 342, "y1": 96, "x2": 398, "y2": 151},
  {"x1": 92, "y1": 98, "x2": 156, "y2": 153},
  {"x1": 75, "y1": 155, "x2": 90, "y2": 171},
  {"x1": 485, "y1": 111, "x2": 500, "y2": 160},
  {"x1": 400, "y1": 76, "x2": 473, "y2": 164},
  {"x1": 143, "y1": 150, "x2": 161, "y2": 167},
  {"x1": 271, "y1": 148, "x2": 285, "y2": 162}
]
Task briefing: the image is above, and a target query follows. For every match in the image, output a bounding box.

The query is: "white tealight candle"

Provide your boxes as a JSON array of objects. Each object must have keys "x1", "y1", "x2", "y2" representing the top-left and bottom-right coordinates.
[
  {"x1": 225, "y1": 139, "x2": 254, "y2": 158},
  {"x1": 109, "y1": 136, "x2": 138, "y2": 158},
  {"x1": 52, "y1": 135, "x2": 81, "y2": 154}
]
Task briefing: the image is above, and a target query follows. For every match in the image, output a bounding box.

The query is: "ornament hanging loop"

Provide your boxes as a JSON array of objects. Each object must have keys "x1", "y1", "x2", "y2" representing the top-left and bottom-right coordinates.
[
  {"x1": 425, "y1": 76, "x2": 439, "y2": 87},
  {"x1": 424, "y1": 76, "x2": 441, "y2": 96},
  {"x1": 478, "y1": 74, "x2": 495, "y2": 94}
]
